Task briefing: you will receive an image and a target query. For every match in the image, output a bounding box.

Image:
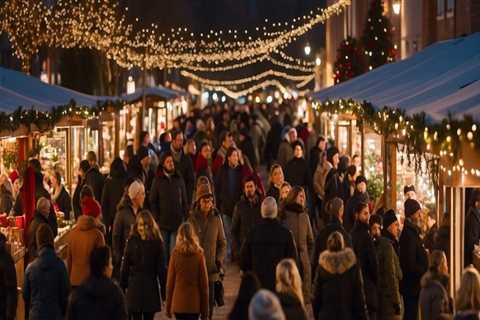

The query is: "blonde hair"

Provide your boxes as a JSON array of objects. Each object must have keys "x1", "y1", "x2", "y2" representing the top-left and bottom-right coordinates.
[
  {"x1": 327, "y1": 231, "x2": 345, "y2": 252},
  {"x1": 175, "y1": 222, "x2": 203, "y2": 255},
  {"x1": 275, "y1": 259, "x2": 305, "y2": 307},
  {"x1": 269, "y1": 164, "x2": 284, "y2": 184},
  {"x1": 456, "y1": 266, "x2": 480, "y2": 312}
]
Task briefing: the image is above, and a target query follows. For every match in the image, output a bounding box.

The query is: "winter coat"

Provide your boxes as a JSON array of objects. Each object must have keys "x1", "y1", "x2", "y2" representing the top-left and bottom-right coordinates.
[
  {"x1": 232, "y1": 194, "x2": 263, "y2": 250},
  {"x1": 375, "y1": 236, "x2": 403, "y2": 319},
  {"x1": 383, "y1": 230, "x2": 400, "y2": 257},
  {"x1": 277, "y1": 140, "x2": 293, "y2": 168},
  {"x1": 351, "y1": 221, "x2": 379, "y2": 313},
  {"x1": 212, "y1": 145, "x2": 228, "y2": 176},
  {"x1": 434, "y1": 225, "x2": 450, "y2": 259},
  {"x1": 85, "y1": 166, "x2": 105, "y2": 202},
  {"x1": 120, "y1": 235, "x2": 166, "y2": 313},
  {"x1": 266, "y1": 185, "x2": 281, "y2": 202},
  {"x1": 344, "y1": 191, "x2": 369, "y2": 232},
  {"x1": 66, "y1": 215, "x2": 105, "y2": 286},
  {"x1": 465, "y1": 207, "x2": 480, "y2": 266},
  {"x1": 112, "y1": 197, "x2": 137, "y2": 270},
  {"x1": 26, "y1": 211, "x2": 58, "y2": 260},
  {"x1": 52, "y1": 186, "x2": 72, "y2": 220},
  {"x1": 419, "y1": 271, "x2": 452, "y2": 320},
  {"x1": 239, "y1": 135, "x2": 258, "y2": 168},
  {"x1": 72, "y1": 179, "x2": 85, "y2": 220},
  {"x1": 215, "y1": 163, "x2": 249, "y2": 217},
  {"x1": 284, "y1": 157, "x2": 311, "y2": 190},
  {"x1": 170, "y1": 148, "x2": 196, "y2": 206},
  {"x1": 188, "y1": 208, "x2": 227, "y2": 282},
  {"x1": 281, "y1": 202, "x2": 314, "y2": 301},
  {"x1": 0, "y1": 189, "x2": 13, "y2": 215},
  {"x1": 23, "y1": 247, "x2": 69, "y2": 320},
  {"x1": 399, "y1": 219, "x2": 429, "y2": 298},
  {"x1": 149, "y1": 170, "x2": 188, "y2": 232},
  {"x1": 276, "y1": 292, "x2": 307, "y2": 320},
  {"x1": 313, "y1": 161, "x2": 332, "y2": 201},
  {"x1": 101, "y1": 173, "x2": 127, "y2": 229},
  {"x1": 312, "y1": 217, "x2": 352, "y2": 275},
  {"x1": 264, "y1": 121, "x2": 283, "y2": 166},
  {"x1": 66, "y1": 275, "x2": 127, "y2": 320},
  {"x1": 324, "y1": 167, "x2": 343, "y2": 202},
  {"x1": 166, "y1": 249, "x2": 209, "y2": 318},
  {"x1": 194, "y1": 153, "x2": 214, "y2": 184},
  {"x1": 309, "y1": 147, "x2": 322, "y2": 177},
  {"x1": 0, "y1": 244, "x2": 17, "y2": 320},
  {"x1": 312, "y1": 248, "x2": 368, "y2": 320},
  {"x1": 240, "y1": 218, "x2": 298, "y2": 291}
]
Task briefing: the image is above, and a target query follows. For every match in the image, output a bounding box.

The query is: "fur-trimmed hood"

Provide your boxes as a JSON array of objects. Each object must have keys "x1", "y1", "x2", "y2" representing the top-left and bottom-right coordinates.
[{"x1": 319, "y1": 248, "x2": 357, "y2": 275}]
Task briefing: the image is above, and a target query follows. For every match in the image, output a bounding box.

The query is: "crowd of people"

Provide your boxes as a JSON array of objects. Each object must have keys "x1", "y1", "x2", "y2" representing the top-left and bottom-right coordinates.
[{"x1": 0, "y1": 101, "x2": 480, "y2": 320}]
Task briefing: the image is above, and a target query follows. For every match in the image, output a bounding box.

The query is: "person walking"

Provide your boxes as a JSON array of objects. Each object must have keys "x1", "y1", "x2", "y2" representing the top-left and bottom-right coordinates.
[
  {"x1": 66, "y1": 212, "x2": 105, "y2": 289},
  {"x1": 0, "y1": 233, "x2": 16, "y2": 320},
  {"x1": 249, "y1": 290, "x2": 286, "y2": 320},
  {"x1": 212, "y1": 131, "x2": 234, "y2": 176},
  {"x1": 187, "y1": 183, "x2": 227, "y2": 319},
  {"x1": 400, "y1": 199, "x2": 429, "y2": 320},
  {"x1": 275, "y1": 259, "x2": 308, "y2": 320},
  {"x1": 312, "y1": 231, "x2": 368, "y2": 320},
  {"x1": 85, "y1": 151, "x2": 105, "y2": 202},
  {"x1": 150, "y1": 151, "x2": 188, "y2": 262},
  {"x1": 351, "y1": 202, "x2": 378, "y2": 320},
  {"x1": 121, "y1": 210, "x2": 166, "y2": 320},
  {"x1": 228, "y1": 272, "x2": 261, "y2": 320},
  {"x1": 419, "y1": 250, "x2": 453, "y2": 320},
  {"x1": 166, "y1": 223, "x2": 209, "y2": 320},
  {"x1": 280, "y1": 186, "x2": 314, "y2": 302},
  {"x1": 266, "y1": 164, "x2": 285, "y2": 202},
  {"x1": 369, "y1": 214, "x2": 403, "y2": 320},
  {"x1": 313, "y1": 151, "x2": 330, "y2": 223},
  {"x1": 49, "y1": 170, "x2": 72, "y2": 220},
  {"x1": 67, "y1": 246, "x2": 128, "y2": 320},
  {"x1": 309, "y1": 136, "x2": 326, "y2": 176},
  {"x1": 195, "y1": 142, "x2": 214, "y2": 184},
  {"x1": 170, "y1": 130, "x2": 196, "y2": 206},
  {"x1": 26, "y1": 197, "x2": 58, "y2": 261},
  {"x1": 454, "y1": 266, "x2": 480, "y2": 319},
  {"x1": 240, "y1": 197, "x2": 297, "y2": 291},
  {"x1": 284, "y1": 140, "x2": 310, "y2": 191},
  {"x1": 344, "y1": 175, "x2": 369, "y2": 233},
  {"x1": 101, "y1": 157, "x2": 128, "y2": 244},
  {"x1": 232, "y1": 177, "x2": 263, "y2": 256},
  {"x1": 23, "y1": 224, "x2": 70, "y2": 320},
  {"x1": 277, "y1": 127, "x2": 297, "y2": 168},
  {"x1": 112, "y1": 181, "x2": 145, "y2": 278},
  {"x1": 465, "y1": 189, "x2": 480, "y2": 266}
]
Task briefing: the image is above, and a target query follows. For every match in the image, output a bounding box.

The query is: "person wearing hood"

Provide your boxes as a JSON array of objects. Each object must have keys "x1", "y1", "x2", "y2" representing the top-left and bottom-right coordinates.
[
  {"x1": 170, "y1": 130, "x2": 196, "y2": 206},
  {"x1": 149, "y1": 151, "x2": 188, "y2": 262},
  {"x1": 112, "y1": 181, "x2": 145, "y2": 278},
  {"x1": 26, "y1": 197, "x2": 58, "y2": 261},
  {"x1": 232, "y1": 176, "x2": 264, "y2": 255},
  {"x1": 67, "y1": 246, "x2": 127, "y2": 320},
  {"x1": 49, "y1": 171, "x2": 72, "y2": 220},
  {"x1": 419, "y1": 250, "x2": 453, "y2": 320},
  {"x1": 23, "y1": 224, "x2": 70, "y2": 320},
  {"x1": 121, "y1": 210, "x2": 166, "y2": 320},
  {"x1": 0, "y1": 233, "x2": 16, "y2": 320},
  {"x1": 400, "y1": 198, "x2": 429, "y2": 320},
  {"x1": 85, "y1": 151, "x2": 105, "y2": 202},
  {"x1": 101, "y1": 157, "x2": 128, "y2": 244},
  {"x1": 280, "y1": 186, "x2": 314, "y2": 302},
  {"x1": 312, "y1": 231, "x2": 368, "y2": 320},
  {"x1": 344, "y1": 175, "x2": 369, "y2": 233},
  {"x1": 369, "y1": 214, "x2": 403, "y2": 320},
  {"x1": 277, "y1": 127, "x2": 297, "y2": 169},
  {"x1": 72, "y1": 160, "x2": 91, "y2": 220},
  {"x1": 465, "y1": 189, "x2": 480, "y2": 266},
  {"x1": 66, "y1": 205, "x2": 105, "y2": 288},
  {"x1": 323, "y1": 146, "x2": 342, "y2": 203}
]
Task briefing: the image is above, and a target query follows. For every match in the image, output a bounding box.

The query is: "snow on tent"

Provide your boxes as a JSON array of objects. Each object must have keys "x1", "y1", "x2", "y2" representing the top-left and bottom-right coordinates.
[
  {"x1": 0, "y1": 66, "x2": 113, "y2": 113},
  {"x1": 310, "y1": 32, "x2": 480, "y2": 122}
]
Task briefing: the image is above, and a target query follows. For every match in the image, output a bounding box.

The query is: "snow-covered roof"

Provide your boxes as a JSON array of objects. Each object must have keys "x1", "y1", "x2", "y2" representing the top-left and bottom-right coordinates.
[
  {"x1": 311, "y1": 33, "x2": 480, "y2": 122},
  {"x1": 0, "y1": 66, "x2": 113, "y2": 112}
]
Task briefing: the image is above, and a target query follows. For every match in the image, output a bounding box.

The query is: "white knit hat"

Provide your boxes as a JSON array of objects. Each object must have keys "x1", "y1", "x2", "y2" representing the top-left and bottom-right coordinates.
[
  {"x1": 128, "y1": 180, "x2": 145, "y2": 200},
  {"x1": 249, "y1": 289, "x2": 285, "y2": 320}
]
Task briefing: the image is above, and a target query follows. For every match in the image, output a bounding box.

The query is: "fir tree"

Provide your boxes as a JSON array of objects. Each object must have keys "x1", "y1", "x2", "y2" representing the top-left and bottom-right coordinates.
[
  {"x1": 333, "y1": 36, "x2": 366, "y2": 84},
  {"x1": 362, "y1": 0, "x2": 396, "y2": 70}
]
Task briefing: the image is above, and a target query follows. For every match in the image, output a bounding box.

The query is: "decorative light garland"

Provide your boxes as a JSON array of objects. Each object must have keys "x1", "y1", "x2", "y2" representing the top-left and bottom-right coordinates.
[{"x1": 203, "y1": 79, "x2": 292, "y2": 100}]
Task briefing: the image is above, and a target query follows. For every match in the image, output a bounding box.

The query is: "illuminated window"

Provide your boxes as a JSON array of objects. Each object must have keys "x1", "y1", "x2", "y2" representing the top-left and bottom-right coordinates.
[
  {"x1": 446, "y1": 0, "x2": 455, "y2": 18},
  {"x1": 437, "y1": 0, "x2": 445, "y2": 20}
]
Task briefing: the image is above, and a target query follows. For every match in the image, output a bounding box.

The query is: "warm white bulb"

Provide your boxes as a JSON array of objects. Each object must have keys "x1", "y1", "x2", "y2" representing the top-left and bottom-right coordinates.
[
  {"x1": 315, "y1": 57, "x2": 321, "y2": 66},
  {"x1": 393, "y1": 1, "x2": 401, "y2": 15},
  {"x1": 304, "y1": 44, "x2": 311, "y2": 56}
]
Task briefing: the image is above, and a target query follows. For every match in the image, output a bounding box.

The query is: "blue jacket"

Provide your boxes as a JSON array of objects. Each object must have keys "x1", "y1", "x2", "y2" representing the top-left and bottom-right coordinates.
[{"x1": 23, "y1": 246, "x2": 70, "y2": 320}]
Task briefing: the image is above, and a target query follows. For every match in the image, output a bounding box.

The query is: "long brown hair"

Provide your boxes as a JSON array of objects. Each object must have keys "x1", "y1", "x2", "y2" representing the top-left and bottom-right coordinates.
[
  {"x1": 281, "y1": 186, "x2": 305, "y2": 213},
  {"x1": 175, "y1": 222, "x2": 203, "y2": 255},
  {"x1": 456, "y1": 267, "x2": 480, "y2": 311},
  {"x1": 129, "y1": 210, "x2": 162, "y2": 241}
]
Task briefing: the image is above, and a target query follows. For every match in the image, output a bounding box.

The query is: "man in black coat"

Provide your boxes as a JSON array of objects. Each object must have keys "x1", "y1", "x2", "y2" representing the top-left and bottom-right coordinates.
[
  {"x1": 240, "y1": 197, "x2": 297, "y2": 291},
  {"x1": 0, "y1": 233, "x2": 16, "y2": 320},
  {"x1": 312, "y1": 197, "x2": 352, "y2": 275},
  {"x1": 351, "y1": 201, "x2": 378, "y2": 320},
  {"x1": 382, "y1": 209, "x2": 401, "y2": 256},
  {"x1": 85, "y1": 151, "x2": 105, "y2": 201},
  {"x1": 149, "y1": 151, "x2": 188, "y2": 261},
  {"x1": 465, "y1": 189, "x2": 480, "y2": 266},
  {"x1": 400, "y1": 199, "x2": 428, "y2": 320},
  {"x1": 344, "y1": 175, "x2": 369, "y2": 233},
  {"x1": 170, "y1": 130, "x2": 195, "y2": 206}
]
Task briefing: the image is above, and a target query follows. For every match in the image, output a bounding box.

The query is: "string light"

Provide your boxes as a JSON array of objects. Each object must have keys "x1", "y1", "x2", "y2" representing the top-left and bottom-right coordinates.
[{"x1": 203, "y1": 79, "x2": 293, "y2": 100}]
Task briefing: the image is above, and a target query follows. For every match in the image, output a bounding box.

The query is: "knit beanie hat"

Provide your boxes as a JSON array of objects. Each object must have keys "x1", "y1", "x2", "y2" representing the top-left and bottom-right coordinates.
[
  {"x1": 128, "y1": 180, "x2": 145, "y2": 200},
  {"x1": 81, "y1": 196, "x2": 102, "y2": 218},
  {"x1": 36, "y1": 223, "x2": 54, "y2": 250},
  {"x1": 404, "y1": 199, "x2": 421, "y2": 217},
  {"x1": 383, "y1": 209, "x2": 398, "y2": 229},
  {"x1": 195, "y1": 183, "x2": 213, "y2": 203},
  {"x1": 249, "y1": 289, "x2": 286, "y2": 320},
  {"x1": 326, "y1": 146, "x2": 339, "y2": 164}
]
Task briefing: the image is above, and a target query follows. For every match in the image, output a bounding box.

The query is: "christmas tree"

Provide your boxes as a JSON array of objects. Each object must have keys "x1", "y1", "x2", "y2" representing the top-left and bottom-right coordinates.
[
  {"x1": 362, "y1": 0, "x2": 396, "y2": 70},
  {"x1": 333, "y1": 37, "x2": 366, "y2": 84}
]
